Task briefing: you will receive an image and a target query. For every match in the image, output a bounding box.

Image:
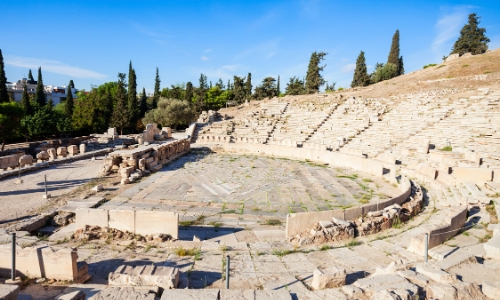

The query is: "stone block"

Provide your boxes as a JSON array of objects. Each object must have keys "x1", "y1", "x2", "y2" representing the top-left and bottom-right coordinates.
[
  {"x1": 484, "y1": 234, "x2": 500, "y2": 260},
  {"x1": 138, "y1": 158, "x2": 146, "y2": 171},
  {"x1": 76, "y1": 208, "x2": 108, "y2": 229},
  {"x1": 135, "y1": 211, "x2": 178, "y2": 239},
  {"x1": 415, "y1": 265, "x2": 457, "y2": 284},
  {"x1": 36, "y1": 151, "x2": 49, "y2": 160},
  {"x1": 79, "y1": 144, "x2": 86, "y2": 154},
  {"x1": 91, "y1": 184, "x2": 103, "y2": 192},
  {"x1": 311, "y1": 266, "x2": 346, "y2": 290},
  {"x1": 67, "y1": 145, "x2": 78, "y2": 155},
  {"x1": 121, "y1": 178, "x2": 130, "y2": 185},
  {"x1": 483, "y1": 281, "x2": 500, "y2": 300},
  {"x1": 120, "y1": 167, "x2": 134, "y2": 179},
  {"x1": 0, "y1": 283, "x2": 19, "y2": 300},
  {"x1": 109, "y1": 210, "x2": 135, "y2": 233},
  {"x1": 160, "y1": 289, "x2": 220, "y2": 300},
  {"x1": 107, "y1": 127, "x2": 117, "y2": 136},
  {"x1": 89, "y1": 287, "x2": 155, "y2": 300},
  {"x1": 57, "y1": 147, "x2": 67, "y2": 156},
  {"x1": 19, "y1": 154, "x2": 33, "y2": 166},
  {"x1": 109, "y1": 265, "x2": 179, "y2": 290},
  {"x1": 55, "y1": 290, "x2": 86, "y2": 300}
]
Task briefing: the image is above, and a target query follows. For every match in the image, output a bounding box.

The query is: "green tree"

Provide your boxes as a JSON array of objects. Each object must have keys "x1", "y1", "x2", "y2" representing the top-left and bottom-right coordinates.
[
  {"x1": 110, "y1": 73, "x2": 130, "y2": 135},
  {"x1": 285, "y1": 76, "x2": 306, "y2": 95},
  {"x1": 185, "y1": 81, "x2": 193, "y2": 102},
  {"x1": 69, "y1": 79, "x2": 75, "y2": 89},
  {"x1": 371, "y1": 63, "x2": 397, "y2": 84},
  {"x1": 306, "y1": 52, "x2": 327, "y2": 93},
  {"x1": 153, "y1": 68, "x2": 160, "y2": 109},
  {"x1": 64, "y1": 80, "x2": 74, "y2": 117},
  {"x1": 128, "y1": 61, "x2": 138, "y2": 125},
  {"x1": 204, "y1": 86, "x2": 232, "y2": 110},
  {"x1": 232, "y1": 75, "x2": 246, "y2": 104},
  {"x1": 253, "y1": 77, "x2": 277, "y2": 100},
  {"x1": 0, "y1": 49, "x2": 9, "y2": 103},
  {"x1": 351, "y1": 51, "x2": 371, "y2": 87},
  {"x1": 196, "y1": 74, "x2": 208, "y2": 110},
  {"x1": 35, "y1": 67, "x2": 46, "y2": 107},
  {"x1": 28, "y1": 69, "x2": 34, "y2": 82},
  {"x1": 227, "y1": 79, "x2": 231, "y2": 90},
  {"x1": 386, "y1": 30, "x2": 404, "y2": 77},
  {"x1": 277, "y1": 75, "x2": 281, "y2": 96},
  {"x1": 451, "y1": 13, "x2": 490, "y2": 56},
  {"x1": 398, "y1": 56, "x2": 405, "y2": 76},
  {"x1": 139, "y1": 87, "x2": 148, "y2": 118},
  {"x1": 21, "y1": 101, "x2": 58, "y2": 139},
  {"x1": 21, "y1": 83, "x2": 33, "y2": 115},
  {"x1": 143, "y1": 98, "x2": 194, "y2": 130},
  {"x1": 245, "y1": 73, "x2": 252, "y2": 98},
  {"x1": 216, "y1": 78, "x2": 225, "y2": 90},
  {"x1": 0, "y1": 102, "x2": 24, "y2": 149}
]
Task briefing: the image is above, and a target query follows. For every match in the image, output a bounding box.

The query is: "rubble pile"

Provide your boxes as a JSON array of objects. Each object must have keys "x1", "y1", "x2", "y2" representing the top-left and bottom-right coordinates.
[
  {"x1": 290, "y1": 182, "x2": 424, "y2": 245},
  {"x1": 73, "y1": 225, "x2": 173, "y2": 242}
]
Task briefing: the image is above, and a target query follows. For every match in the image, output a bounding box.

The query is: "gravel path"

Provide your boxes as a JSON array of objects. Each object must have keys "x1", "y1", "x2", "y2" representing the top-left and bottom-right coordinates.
[{"x1": 0, "y1": 158, "x2": 103, "y2": 223}]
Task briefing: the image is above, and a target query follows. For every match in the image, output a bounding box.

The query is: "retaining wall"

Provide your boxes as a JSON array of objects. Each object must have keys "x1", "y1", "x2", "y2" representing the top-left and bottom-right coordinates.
[{"x1": 76, "y1": 208, "x2": 179, "y2": 239}]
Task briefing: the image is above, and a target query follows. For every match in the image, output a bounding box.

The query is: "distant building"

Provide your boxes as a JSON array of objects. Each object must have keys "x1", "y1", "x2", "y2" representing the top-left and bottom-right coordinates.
[{"x1": 7, "y1": 78, "x2": 78, "y2": 105}]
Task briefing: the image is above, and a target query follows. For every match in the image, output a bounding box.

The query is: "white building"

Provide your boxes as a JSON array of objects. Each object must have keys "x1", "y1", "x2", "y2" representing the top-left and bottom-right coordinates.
[{"x1": 7, "y1": 78, "x2": 78, "y2": 105}]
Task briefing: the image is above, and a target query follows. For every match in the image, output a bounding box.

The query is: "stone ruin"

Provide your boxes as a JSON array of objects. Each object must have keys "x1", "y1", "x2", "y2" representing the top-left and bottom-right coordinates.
[{"x1": 197, "y1": 110, "x2": 220, "y2": 123}]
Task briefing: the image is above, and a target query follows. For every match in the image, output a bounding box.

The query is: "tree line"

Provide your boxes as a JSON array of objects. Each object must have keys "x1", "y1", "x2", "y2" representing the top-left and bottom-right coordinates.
[{"x1": 0, "y1": 13, "x2": 490, "y2": 147}]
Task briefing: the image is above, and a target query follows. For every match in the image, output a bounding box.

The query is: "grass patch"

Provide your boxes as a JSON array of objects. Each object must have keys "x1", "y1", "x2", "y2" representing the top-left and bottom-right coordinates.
[
  {"x1": 484, "y1": 71, "x2": 492, "y2": 74},
  {"x1": 208, "y1": 221, "x2": 224, "y2": 228},
  {"x1": 462, "y1": 64, "x2": 469, "y2": 68},
  {"x1": 251, "y1": 207, "x2": 261, "y2": 211},
  {"x1": 362, "y1": 178, "x2": 372, "y2": 183},
  {"x1": 220, "y1": 209, "x2": 237, "y2": 214},
  {"x1": 263, "y1": 219, "x2": 282, "y2": 226},
  {"x1": 462, "y1": 231, "x2": 470, "y2": 236},
  {"x1": 344, "y1": 239, "x2": 362, "y2": 248},
  {"x1": 437, "y1": 64, "x2": 446, "y2": 69},
  {"x1": 176, "y1": 247, "x2": 202, "y2": 260},
  {"x1": 423, "y1": 63, "x2": 437, "y2": 69},
  {"x1": 337, "y1": 174, "x2": 358, "y2": 180},
  {"x1": 319, "y1": 245, "x2": 332, "y2": 251},
  {"x1": 439, "y1": 146, "x2": 452, "y2": 151},
  {"x1": 179, "y1": 215, "x2": 207, "y2": 227},
  {"x1": 478, "y1": 234, "x2": 492, "y2": 243},
  {"x1": 392, "y1": 214, "x2": 402, "y2": 229},
  {"x1": 486, "y1": 200, "x2": 498, "y2": 224}
]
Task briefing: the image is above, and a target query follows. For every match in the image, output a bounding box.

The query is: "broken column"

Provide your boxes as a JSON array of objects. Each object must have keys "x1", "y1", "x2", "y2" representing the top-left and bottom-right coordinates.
[
  {"x1": 311, "y1": 266, "x2": 347, "y2": 290},
  {"x1": 67, "y1": 145, "x2": 78, "y2": 156},
  {"x1": 57, "y1": 147, "x2": 67, "y2": 158}
]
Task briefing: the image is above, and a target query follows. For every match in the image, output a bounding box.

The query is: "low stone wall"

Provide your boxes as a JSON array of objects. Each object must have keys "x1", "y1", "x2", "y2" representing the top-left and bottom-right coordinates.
[
  {"x1": 407, "y1": 206, "x2": 468, "y2": 255},
  {"x1": 451, "y1": 167, "x2": 493, "y2": 185},
  {"x1": 0, "y1": 245, "x2": 89, "y2": 282},
  {"x1": 0, "y1": 153, "x2": 23, "y2": 170},
  {"x1": 186, "y1": 123, "x2": 197, "y2": 142},
  {"x1": 286, "y1": 176, "x2": 412, "y2": 238},
  {"x1": 76, "y1": 208, "x2": 179, "y2": 239}
]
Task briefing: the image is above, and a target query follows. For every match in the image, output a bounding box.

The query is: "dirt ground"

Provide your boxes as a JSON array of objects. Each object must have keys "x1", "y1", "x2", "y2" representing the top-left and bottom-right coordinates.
[{"x1": 0, "y1": 158, "x2": 104, "y2": 224}]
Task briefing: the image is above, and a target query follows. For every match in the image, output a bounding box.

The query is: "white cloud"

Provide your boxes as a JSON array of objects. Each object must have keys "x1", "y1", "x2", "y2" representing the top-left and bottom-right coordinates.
[
  {"x1": 300, "y1": 0, "x2": 322, "y2": 16},
  {"x1": 5, "y1": 56, "x2": 106, "y2": 79},
  {"x1": 432, "y1": 6, "x2": 473, "y2": 55},
  {"x1": 204, "y1": 49, "x2": 213, "y2": 53},
  {"x1": 201, "y1": 56, "x2": 209, "y2": 61},
  {"x1": 341, "y1": 63, "x2": 355, "y2": 73},
  {"x1": 234, "y1": 40, "x2": 280, "y2": 60}
]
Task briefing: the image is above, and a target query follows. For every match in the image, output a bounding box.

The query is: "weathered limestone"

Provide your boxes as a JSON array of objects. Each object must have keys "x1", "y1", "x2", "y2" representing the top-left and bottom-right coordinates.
[
  {"x1": 483, "y1": 281, "x2": 500, "y2": 300},
  {"x1": 47, "y1": 148, "x2": 57, "y2": 160},
  {"x1": 484, "y1": 235, "x2": 500, "y2": 260},
  {"x1": 352, "y1": 274, "x2": 419, "y2": 298},
  {"x1": 0, "y1": 245, "x2": 89, "y2": 282},
  {"x1": 19, "y1": 154, "x2": 34, "y2": 166},
  {"x1": 55, "y1": 290, "x2": 86, "y2": 300},
  {"x1": 57, "y1": 147, "x2": 67, "y2": 157},
  {"x1": 36, "y1": 151, "x2": 50, "y2": 162},
  {"x1": 0, "y1": 284, "x2": 19, "y2": 300},
  {"x1": 311, "y1": 266, "x2": 346, "y2": 290},
  {"x1": 79, "y1": 144, "x2": 86, "y2": 154},
  {"x1": 67, "y1": 145, "x2": 78, "y2": 156},
  {"x1": 415, "y1": 265, "x2": 457, "y2": 284},
  {"x1": 89, "y1": 287, "x2": 155, "y2": 300},
  {"x1": 0, "y1": 153, "x2": 23, "y2": 169},
  {"x1": 108, "y1": 265, "x2": 179, "y2": 290}
]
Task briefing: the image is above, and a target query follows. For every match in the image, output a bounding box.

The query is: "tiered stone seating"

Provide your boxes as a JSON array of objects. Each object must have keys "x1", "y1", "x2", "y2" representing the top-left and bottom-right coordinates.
[
  {"x1": 303, "y1": 97, "x2": 386, "y2": 151},
  {"x1": 268, "y1": 101, "x2": 337, "y2": 147}
]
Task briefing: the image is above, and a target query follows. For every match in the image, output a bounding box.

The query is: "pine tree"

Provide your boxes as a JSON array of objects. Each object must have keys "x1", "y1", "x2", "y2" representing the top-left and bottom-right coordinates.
[
  {"x1": 28, "y1": 69, "x2": 34, "y2": 82},
  {"x1": 216, "y1": 78, "x2": 225, "y2": 90},
  {"x1": 21, "y1": 83, "x2": 33, "y2": 115},
  {"x1": 110, "y1": 73, "x2": 130, "y2": 135},
  {"x1": 139, "y1": 87, "x2": 148, "y2": 118},
  {"x1": 245, "y1": 73, "x2": 252, "y2": 98},
  {"x1": 277, "y1": 75, "x2": 281, "y2": 96},
  {"x1": 305, "y1": 52, "x2": 327, "y2": 94},
  {"x1": 65, "y1": 80, "x2": 74, "y2": 117},
  {"x1": 153, "y1": 68, "x2": 160, "y2": 109},
  {"x1": 351, "y1": 51, "x2": 371, "y2": 87},
  {"x1": 451, "y1": 13, "x2": 490, "y2": 56},
  {"x1": 0, "y1": 49, "x2": 9, "y2": 103},
  {"x1": 128, "y1": 61, "x2": 138, "y2": 125},
  {"x1": 35, "y1": 67, "x2": 46, "y2": 107},
  {"x1": 185, "y1": 82, "x2": 193, "y2": 102}
]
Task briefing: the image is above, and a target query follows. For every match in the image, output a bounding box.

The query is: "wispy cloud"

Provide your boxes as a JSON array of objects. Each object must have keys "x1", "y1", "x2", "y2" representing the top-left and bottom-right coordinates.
[
  {"x1": 5, "y1": 56, "x2": 106, "y2": 79},
  {"x1": 341, "y1": 63, "x2": 355, "y2": 73},
  {"x1": 201, "y1": 56, "x2": 209, "y2": 61},
  {"x1": 193, "y1": 64, "x2": 242, "y2": 80},
  {"x1": 131, "y1": 22, "x2": 173, "y2": 45},
  {"x1": 299, "y1": 0, "x2": 322, "y2": 17},
  {"x1": 204, "y1": 49, "x2": 213, "y2": 53},
  {"x1": 432, "y1": 6, "x2": 473, "y2": 55},
  {"x1": 248, "y1": 10, "x2": 279, "y2": 31},
  {"x1": 234, "y1": 40, "x2": 280, "y2": 60}
]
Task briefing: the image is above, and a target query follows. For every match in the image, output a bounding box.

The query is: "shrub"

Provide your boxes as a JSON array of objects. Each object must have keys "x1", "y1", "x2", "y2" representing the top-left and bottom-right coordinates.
[{"x1": 423, "y1": 64, "x2": 437, "y2": 69}]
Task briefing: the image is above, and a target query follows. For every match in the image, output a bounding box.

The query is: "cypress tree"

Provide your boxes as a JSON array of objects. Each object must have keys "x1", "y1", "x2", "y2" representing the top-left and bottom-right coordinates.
[
  {"x1": 387, "y1": 30, "x2": 400, "y2": 66},
  {"x1": 197, "y1": 73, "x2": 208, "y2": 106},
  {"x1": 245, "y1": 73, "x2": 252, "y2": 98},
  {"x1": 35, "y1": 67, "x2": 46, "y2": 107},
  {"x1": 128, "y1": 61, "x2": 138, "y2": 123},
  {"x1": 209, "y1": 81, "x2": 212, "y2": 89},
  {"x1": 351, "y1": 51, "x2": 371, "y2": 87},
  {"x1": 451, "y1": 13, "x2": 490, "y2": 56},
  {"x1": 0, "y1": 49, "x2": 9, "y2": 103},
  {"x1": 110, "y1": 73, "x2": 130, "y2": 135},
  {"x1": 277, "y1": 75, "x2": 281, "y2": 96},
  {"x1": 21, "y1": 83, "x2": 33, "y2": 115},
  {"x1": 305, "y1": 52, "x2": 327, "y2": 94},
  {"x1": 185, "y1": 82, "x2": 193, "y2": 102},
  {"x1": 398, "y1": 56, "x2": 405, "y2": 76},
  {"x1": 28, "y1": 69, "x2": 34, "y2": 82},
  {"x1": 65, "y1": 80, "x2": 74, "y2": 117},
  {"x1": 139, "y1": 87, "x2": 148, "y2": 118},
  {"x1": 153, "y1": 68, "x2": 160, "y2": 109},
  {"x1": 69, "y1": 79, "x2": 75, "y2": 89}
]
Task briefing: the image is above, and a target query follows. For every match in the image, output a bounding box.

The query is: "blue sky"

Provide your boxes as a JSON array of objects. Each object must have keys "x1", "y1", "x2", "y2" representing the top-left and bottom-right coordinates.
[{"x1": 2, "y1": 1, "x2": 499, "y2": 93}]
